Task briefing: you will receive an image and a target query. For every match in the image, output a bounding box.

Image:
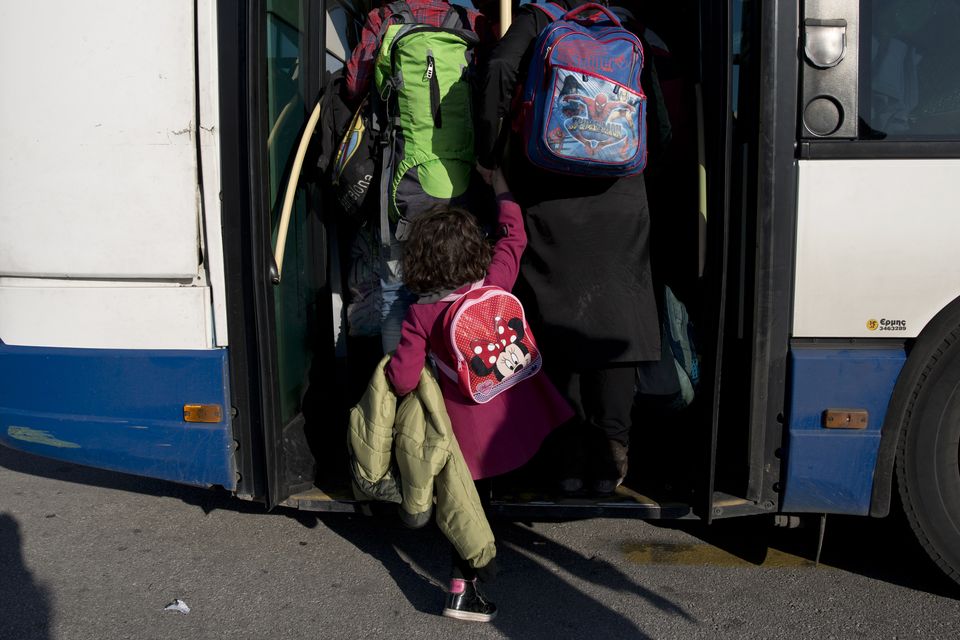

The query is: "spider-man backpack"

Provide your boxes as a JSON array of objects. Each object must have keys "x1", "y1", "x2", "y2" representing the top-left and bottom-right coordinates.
[
  {"x1": 519, "y1": 2, "x2": 648, "y2": 177},
  {"x1": 433, "y1": 284, "x2": 542, "y2": 404}
]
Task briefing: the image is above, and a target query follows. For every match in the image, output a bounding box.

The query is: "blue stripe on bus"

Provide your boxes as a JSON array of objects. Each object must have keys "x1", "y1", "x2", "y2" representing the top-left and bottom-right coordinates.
[
  {"x1": 781, "y1": 345, "x2": 906, "y2": 515},
  {"x1": 0, "y1": 344, "x2": 235, "y2": 489}
]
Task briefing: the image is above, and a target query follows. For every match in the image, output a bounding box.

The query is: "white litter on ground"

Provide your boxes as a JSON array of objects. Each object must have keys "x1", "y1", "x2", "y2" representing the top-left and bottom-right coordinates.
[{"x1": 163, "y1": 599, "x2": 190, "y2": 614}]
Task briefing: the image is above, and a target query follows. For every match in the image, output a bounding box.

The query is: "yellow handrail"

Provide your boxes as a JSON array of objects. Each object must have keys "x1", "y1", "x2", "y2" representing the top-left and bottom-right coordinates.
[
  {"x1": 500, "y1": 0, "x2": 511, "y2": 33},
  {"x1": 273, "y1": 100, "x2": 322, "y2": 283}
]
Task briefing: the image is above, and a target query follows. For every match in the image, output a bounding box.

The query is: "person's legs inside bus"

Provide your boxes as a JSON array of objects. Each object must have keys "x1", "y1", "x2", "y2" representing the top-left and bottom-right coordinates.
[
  {"x1": 542, "y1": 366, "x2": 588, "y2": 493},
  {"x1": 545, "y1": 363, "x2": 634, "y2": 494},
  {"x1": 579, "y1": 365, "x2": 635, "y2": 494}
]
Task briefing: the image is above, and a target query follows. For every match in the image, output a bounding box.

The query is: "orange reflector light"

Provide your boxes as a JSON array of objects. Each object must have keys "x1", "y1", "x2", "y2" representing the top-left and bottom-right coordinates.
[
  {"x1": 183, "y1": 404, "x2": 222, "y2": 423},
  {"x1": 822, "y1": 409, "x2": 868, "y2": 429}
]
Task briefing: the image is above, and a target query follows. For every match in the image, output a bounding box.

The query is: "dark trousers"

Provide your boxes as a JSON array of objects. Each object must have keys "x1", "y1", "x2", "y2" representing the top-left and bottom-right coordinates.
[
  {"x1": 451, "y1": 549, "x2": 498, "y2": 582},
  {"x1": 451, "y1": 552, "x2": 477, "y2": 581},
  {"x1": 548, "y1": 365, "x2": 636, "y2": 446}
]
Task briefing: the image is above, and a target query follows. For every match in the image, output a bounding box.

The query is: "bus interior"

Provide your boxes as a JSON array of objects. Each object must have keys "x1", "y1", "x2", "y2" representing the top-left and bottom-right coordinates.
[{"x1": 247, "y1": 0, "x2": 772, "y2": 521}]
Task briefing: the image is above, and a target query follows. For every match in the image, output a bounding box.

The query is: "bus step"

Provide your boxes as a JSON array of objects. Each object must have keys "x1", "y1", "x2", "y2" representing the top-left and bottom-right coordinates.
[
  {"x1": 488, "y1": 483, "x2": 697, "y2": 520},
  {"x1": 281, "y1": 486, "x2": 359, "y2": 513}
]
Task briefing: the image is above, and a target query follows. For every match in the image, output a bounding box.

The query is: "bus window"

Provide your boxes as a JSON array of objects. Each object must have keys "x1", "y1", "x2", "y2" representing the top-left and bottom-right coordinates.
[
  {"x1": 731, "y1": 0, "x2": 745, "y2": 116},
  {"x1": 257, "y1": 0, "x2": 337, "y2": 507},
  {"x1": 266, "y1": 1, "x2": 325, "y2": 430},
  {"x1": 860, "y1": 0, "x2": 960, "y2": 138},
  {"x1": 326, "y1": 0, "x2": 362, "y2": 72}
]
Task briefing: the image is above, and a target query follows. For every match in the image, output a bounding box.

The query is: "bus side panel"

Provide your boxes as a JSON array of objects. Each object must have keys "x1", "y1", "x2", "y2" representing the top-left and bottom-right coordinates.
[
  {"x1": 0, "y1": 0, "x2": 200, "y2": 280},
  {"x1": 793, "y1": 159, "x2": 960, "y2": 340},
  {"x1": 0, "y1": 283, "x2": 212, "y2": 350},
  {"x1": 0, "y1": 344, "x2": 235, "y2": 489},
  {"x1": 781, "y1": 345, "x2": 905, "y2": 514}
]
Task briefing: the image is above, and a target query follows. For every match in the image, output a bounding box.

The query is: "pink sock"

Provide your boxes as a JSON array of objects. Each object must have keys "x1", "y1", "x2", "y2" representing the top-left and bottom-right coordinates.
[{"x1": 448, "y1": 578, "x2": 466, "y2": 594}]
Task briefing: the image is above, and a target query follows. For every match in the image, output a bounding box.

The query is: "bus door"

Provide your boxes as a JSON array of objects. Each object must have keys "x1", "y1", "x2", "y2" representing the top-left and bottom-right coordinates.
[
  {"x1": 708, "y1": 0, "x2": 795, "y2": 521},
  {"x1": 259, "y1": 0, "x2": 331, "y2": 508},
  {"x1": 219, "y1": 0, "x2": 362, "y2": 508}
]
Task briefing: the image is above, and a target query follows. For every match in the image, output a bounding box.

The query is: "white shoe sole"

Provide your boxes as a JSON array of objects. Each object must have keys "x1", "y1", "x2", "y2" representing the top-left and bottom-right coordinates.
[{"x1": 442, "y1": 608, "x2": 497, "y2": 622}]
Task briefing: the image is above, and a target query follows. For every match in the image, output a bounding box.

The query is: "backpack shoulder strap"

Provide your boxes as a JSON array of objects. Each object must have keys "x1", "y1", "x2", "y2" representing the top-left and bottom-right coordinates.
[
  {"x1": 439, "y1": 280, "x2": 485, "y2": 303},
  {"x1": 441, "y1": 4, "x2": 471, "y2": 30},
  {"x1": 386, "y1": 1, "x2": 415, "y2": 25},
  {"x1": 376, "y1": 2, "x2": 414, "y2": 41},
  {"x1": 528, "y1": 1, "x2": 566, "y2": 21},
  {"x1": 430, "y1": 354, "x2": 458, "y2": 382}
]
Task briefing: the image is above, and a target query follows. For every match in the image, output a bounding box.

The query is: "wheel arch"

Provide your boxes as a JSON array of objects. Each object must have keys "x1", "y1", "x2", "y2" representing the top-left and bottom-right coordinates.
[{"x1": 870, "y1": 293, "x2": 960, "y2": 517}]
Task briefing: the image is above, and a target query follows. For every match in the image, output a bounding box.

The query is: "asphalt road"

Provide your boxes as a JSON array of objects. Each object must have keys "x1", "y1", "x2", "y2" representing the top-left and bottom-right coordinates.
[{"x1": 2, "y1": 446, "x2": 959, "y2": 640}]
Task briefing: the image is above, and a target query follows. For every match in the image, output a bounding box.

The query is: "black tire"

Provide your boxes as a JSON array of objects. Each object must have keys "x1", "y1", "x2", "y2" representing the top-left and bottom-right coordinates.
[{"x1": 896, "y1": 321, "x2": 960, "y2": 586}]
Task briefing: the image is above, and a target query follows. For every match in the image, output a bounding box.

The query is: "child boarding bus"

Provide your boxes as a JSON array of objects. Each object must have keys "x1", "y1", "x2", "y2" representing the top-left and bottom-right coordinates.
[{"x1": 1, "y1": 1, "x2": 958, "y2": 585}]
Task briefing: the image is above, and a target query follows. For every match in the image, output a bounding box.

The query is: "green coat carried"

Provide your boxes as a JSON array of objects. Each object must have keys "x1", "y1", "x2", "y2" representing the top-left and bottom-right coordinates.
[{"x1": 347, "y1": 355, "x2": 496, "y2": 570}]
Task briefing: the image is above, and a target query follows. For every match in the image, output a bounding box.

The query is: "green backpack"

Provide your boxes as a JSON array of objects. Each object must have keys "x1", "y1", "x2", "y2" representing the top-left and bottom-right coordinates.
[{"x1": 372, "y1": 1, "x2": 478, "y2": 236}]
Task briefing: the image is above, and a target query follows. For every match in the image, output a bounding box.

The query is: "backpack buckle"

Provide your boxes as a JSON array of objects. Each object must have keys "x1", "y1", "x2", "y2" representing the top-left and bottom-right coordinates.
[{"x1": 394, "y1": 216, "x2": 412, "y2": 242}]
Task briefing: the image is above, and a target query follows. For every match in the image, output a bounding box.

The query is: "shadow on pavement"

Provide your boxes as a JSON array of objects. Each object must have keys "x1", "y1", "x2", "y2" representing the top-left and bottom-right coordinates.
[
  {"x1": 318, "y1": 512, "x2": 695, "y2": 638},
  {"x1": 6, "y1": 443, "x2": 955, "y2": 609},
  {"x1": 652, "y1": 512, "x2": 960, "y2": 600},
  {"x1": 0, "y1": 445, "x2": 259, "y2": 517},
  {"x1": 316, "y1": 514, "x2": 449, "y2": 616},
  {"x1": 0, "y1": 513, "x2": 52, "y2": 640}
]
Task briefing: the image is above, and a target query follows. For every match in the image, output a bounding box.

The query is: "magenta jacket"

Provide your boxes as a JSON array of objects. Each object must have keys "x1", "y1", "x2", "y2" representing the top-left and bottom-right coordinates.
[{"x1": 386, "y1": 194, "x2": 573, "y2": 479}]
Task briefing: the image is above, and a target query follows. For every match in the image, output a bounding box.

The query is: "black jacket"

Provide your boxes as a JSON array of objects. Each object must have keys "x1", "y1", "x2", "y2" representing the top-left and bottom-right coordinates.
[{"x1": 473, "y1": 2, "x2": 664, "y2": 366}]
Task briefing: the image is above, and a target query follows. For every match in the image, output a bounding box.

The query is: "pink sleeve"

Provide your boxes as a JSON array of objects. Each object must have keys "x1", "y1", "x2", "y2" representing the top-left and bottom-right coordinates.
[
  {"x1": 484, "y1": 193, "x2": 527, "y2": 291},
  {"x1": 385, "y1": 311, "x2": 428, "y2": 396}
]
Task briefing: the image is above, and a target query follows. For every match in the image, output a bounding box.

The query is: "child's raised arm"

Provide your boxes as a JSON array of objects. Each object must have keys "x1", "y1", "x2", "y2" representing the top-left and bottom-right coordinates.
[{"x1": 484, "y1": 169, "x2": 526, "y2": 291}]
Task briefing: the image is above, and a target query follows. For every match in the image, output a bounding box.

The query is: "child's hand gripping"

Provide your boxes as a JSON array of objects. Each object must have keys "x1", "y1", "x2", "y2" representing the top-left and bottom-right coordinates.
[
  {"x1": 491, "y1": 167, "x2": 510, "y2": 197},
  {"x1": 476, "y1": 163, "x2": 510, "y2": 197}
]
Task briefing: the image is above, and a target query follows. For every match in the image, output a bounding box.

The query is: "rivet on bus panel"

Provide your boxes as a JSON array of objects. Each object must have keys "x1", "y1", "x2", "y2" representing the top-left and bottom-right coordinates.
[
  {"x1": 821, "y1": 409, "x2": 868, "y2": 430},
  {"x1": 183, "y1": 404, "x2": 223, "y2": 423}
]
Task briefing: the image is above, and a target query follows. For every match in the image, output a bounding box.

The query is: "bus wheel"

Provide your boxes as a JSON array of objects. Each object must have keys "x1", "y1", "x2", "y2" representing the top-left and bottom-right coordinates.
[{"x1": 896, "y1": 324, "x2": 960, "y2": 586}]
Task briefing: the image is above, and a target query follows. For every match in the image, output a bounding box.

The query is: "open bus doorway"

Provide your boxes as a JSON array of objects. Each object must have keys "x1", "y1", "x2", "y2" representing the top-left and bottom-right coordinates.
[{"x1": 257, "y1": 0, "x2": 760, "y2": 521}]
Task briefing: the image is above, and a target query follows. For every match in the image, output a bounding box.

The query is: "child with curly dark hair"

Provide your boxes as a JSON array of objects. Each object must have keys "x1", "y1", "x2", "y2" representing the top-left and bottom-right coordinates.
[{"x1": 385, "y1": 169, "x2": 572, "y2": 622}]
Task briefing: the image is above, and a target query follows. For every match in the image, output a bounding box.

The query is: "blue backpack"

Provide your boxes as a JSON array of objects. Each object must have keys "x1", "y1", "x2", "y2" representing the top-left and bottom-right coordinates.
[{"x1": 519, "y1": 2, "x2": 648, "y2": 177}]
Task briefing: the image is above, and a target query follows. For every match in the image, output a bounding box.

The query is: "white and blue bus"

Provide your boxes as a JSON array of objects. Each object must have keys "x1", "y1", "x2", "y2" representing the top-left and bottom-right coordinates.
[{"x1": 1, "y1": 1, "x2": 959, "y2": 585}]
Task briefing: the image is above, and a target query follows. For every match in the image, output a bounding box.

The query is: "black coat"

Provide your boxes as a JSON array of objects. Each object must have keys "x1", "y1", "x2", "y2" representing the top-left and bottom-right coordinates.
[{"x1": 476, "y1": 0, "x2": 663, "y2": 367}]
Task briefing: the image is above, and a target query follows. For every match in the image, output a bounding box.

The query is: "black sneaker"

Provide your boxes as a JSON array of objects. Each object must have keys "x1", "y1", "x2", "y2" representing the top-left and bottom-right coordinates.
[{"x1": 442, "y1": 579, "x2": 497, "y2": 622}]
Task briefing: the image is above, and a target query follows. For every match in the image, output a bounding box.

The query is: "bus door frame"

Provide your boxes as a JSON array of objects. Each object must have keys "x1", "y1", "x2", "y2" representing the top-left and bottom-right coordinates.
[
  {"x1": 706, "y1": 0, "x2": 800, "y2": 520},
  {"x1": 218, "y1": 1, "x2": 269, "y2": 503},
  {"x1": 740, "y1": 0, "x2": 800, "y2": 512},
  {"x1": 218, "y1": 0, "x2": 329, "y2": 507}
]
